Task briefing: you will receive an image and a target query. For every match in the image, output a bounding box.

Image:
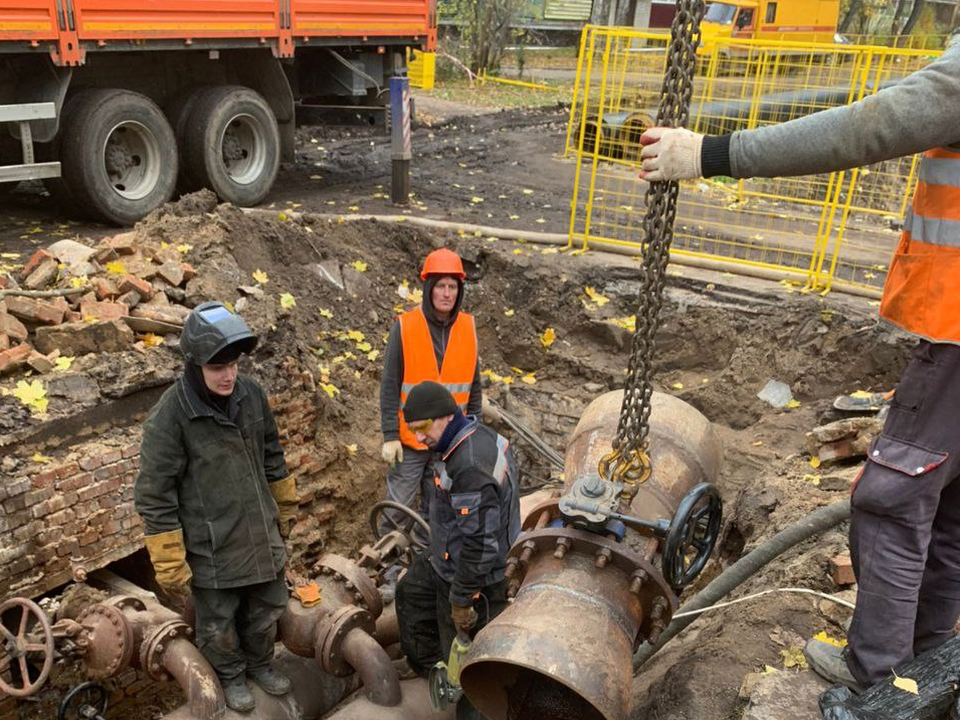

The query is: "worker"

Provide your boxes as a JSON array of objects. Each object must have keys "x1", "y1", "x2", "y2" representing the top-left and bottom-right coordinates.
[
  {"x1": 134, "y1": 302, "x2": 298, "y2": 712},
  {"x1": 394, "y1": 381, "x2": 520, "y2": 715},
  {"x1": 637, "y1": 33, "x2": 960, "y2": 692},
  {"x1": 379, "y1": 248, "x2": 482, "y2": 594}
]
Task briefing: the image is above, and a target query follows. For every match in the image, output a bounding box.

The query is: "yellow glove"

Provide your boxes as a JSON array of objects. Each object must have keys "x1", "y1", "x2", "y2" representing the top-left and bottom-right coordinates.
[
  {"x1": 270, "y1": 476, "x2": 299, "y2": 538},
  {"x1": 144, "y1": 529, "x2": 192, "y2": 594},
  {"x1": 381, "y1": 440, "x2": 404, "y2": 466}
]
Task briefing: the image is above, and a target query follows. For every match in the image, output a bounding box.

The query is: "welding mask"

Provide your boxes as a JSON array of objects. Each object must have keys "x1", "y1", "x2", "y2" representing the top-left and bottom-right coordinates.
[{"x1": 180, "y1": 301, "x2": 258, "y2": 365}]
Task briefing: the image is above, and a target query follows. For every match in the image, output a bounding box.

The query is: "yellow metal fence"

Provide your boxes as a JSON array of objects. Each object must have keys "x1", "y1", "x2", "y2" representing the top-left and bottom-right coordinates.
[{"x1": 566, "y1": 26, "x2": 942, "y2": 294}]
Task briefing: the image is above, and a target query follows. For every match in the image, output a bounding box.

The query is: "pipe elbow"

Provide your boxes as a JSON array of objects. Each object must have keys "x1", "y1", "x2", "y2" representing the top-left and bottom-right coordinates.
[
  {"x1": 161, "y1": 637, "x2": 226, "y2": 720},
  {"x1": 341, "y1": 628, "x2": 402, "y2": 707}
]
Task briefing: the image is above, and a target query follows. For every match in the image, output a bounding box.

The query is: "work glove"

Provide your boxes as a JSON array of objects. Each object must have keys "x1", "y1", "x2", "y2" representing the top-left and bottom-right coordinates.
[
  {"x1": 144, "y1": 529, "x2": 192, "y2": 596},
  {"x1": 381, "y1": 440, "x2": 404, "y2": 467},
  {"x1": 270, "y1": 476, "x2": 299, "y2": 538},
  {"x1": 481, "y1": 395, "x2": 501, "y2": 425},
  {"x1": 639, "y1": 127, "x2": 704, "y2": 182},
  {"x1": 451, "y1": 603, "x2": 478, "y2": 634}
]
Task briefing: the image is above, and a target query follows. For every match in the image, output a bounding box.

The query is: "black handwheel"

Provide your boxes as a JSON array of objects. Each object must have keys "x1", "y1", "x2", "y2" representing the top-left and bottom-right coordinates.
[
  {"x1": 58, "y1": 682, "x2": 108, "y2": 720},
  {"x1": 369, "y1": 500, "x2": 431, "y2": 551},
  {"x1": 662, "y1": 483, "x2": 723, "y2": 589}
]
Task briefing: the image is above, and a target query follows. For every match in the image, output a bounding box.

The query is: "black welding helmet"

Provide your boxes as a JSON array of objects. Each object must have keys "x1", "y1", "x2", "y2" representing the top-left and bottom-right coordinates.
[{"x1": 181, "y1": 301, "x2": 258, "y2": 365}]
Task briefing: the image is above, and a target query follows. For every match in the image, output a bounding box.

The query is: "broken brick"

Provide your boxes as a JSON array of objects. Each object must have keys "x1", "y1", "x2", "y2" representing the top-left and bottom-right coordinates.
[
  {"x1": 34, "y1": 319, "x2": 135, "y2": 355},
  {"x1": 0, "y1": 343, "x2": 32, "y2": 374},
  {"x1": 27, "y1": 351, "x2": 55, "y2": 374},
  {"x1": 24, "y1": 258, "x2": 60, "y2": 290},
  {"x1": 0, "y1": 310, "x2": 29, "y2": 342},
  {"x1": 64, "y1": 311, "x2": 82, "y2": 323},
  {"x1": 4, "y1": 296, "x2": 65, "y2": 326},
  {"x1": 156, "y1": 262, "x2": 185, "y2": 287},
  {"x1": 118, "y1": 274, "x2": 153, "y2": 299},
  {"x1": 106, "y1": 232, "x2": 137, "y2": 255},
  {"x1": 0, "y1": 334, "x2": 7, "y2": 351},
  {"x1": 93, "y1": 245, "x2": 119, "y2": 264},
  {"x1": 181, "y1": 263, "x2": 197, "y2": 282},
  {"x1": 830, "y1": 554, "x2": 856, "y2": 586},
  {"x1": 21, "y1": 249, "x2": 54, "y2": 278},
  {"x1": 80, "y1": 300, "x2": 129, "y2": 322},
  {"x1": 131, "y1": 304, "x2": 188, "y2": 326},
  {"x1": 93, "y1": 277, "x2": 119, "y2": 301},
  {"x1": 117, "y1": 291, "x2": 142, "y2": 309}
]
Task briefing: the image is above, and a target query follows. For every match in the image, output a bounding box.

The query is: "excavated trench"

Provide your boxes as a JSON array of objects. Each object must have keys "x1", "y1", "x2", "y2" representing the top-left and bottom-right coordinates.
[{"x1": 0, "y1": 194, "x2": 913, "y2": 720}]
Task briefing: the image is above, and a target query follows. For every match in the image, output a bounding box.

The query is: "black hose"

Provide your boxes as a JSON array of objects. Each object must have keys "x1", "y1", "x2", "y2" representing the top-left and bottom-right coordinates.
[{"x1": 634, "y1": 498, "x2": 852, "y2": 670}]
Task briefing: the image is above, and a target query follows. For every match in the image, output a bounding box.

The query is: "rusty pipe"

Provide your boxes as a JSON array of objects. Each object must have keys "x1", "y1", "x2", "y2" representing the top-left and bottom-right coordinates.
[
  {"x1": 322, "y1": 678, "x2": 456, "y2": 720},
  {"x1": 341, "y1": 627, "x2": 402, "y2": 706},
  {"x1": 161, "y1": 637, "x2": 226, "y2": 720},
  {"x1": 373, "y1": 604, "x2": 399, "y2": 648},
  {"x1": 461, "y1": 391, "x2": 722, "y2": 720}
]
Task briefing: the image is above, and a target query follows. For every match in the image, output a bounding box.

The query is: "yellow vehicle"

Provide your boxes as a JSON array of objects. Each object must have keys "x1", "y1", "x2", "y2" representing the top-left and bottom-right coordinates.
[{"x1": 699, "y1": 0, "x2": 840, "y2": 49}]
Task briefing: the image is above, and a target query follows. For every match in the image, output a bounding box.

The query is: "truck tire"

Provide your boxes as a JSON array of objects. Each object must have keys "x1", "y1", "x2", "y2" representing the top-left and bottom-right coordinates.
[
  {"x1": 42, "y1": 93, "x2": 92, "y2": 219},
  {"x1": 60, "y1": 89, "x2": 177, "y2": 225},
  {"x1": 165, "y1": 84, "x2": 210, "y2": 194},
  {"x1": 183, "y1": 85, "x2": 279, "y2": 207}
]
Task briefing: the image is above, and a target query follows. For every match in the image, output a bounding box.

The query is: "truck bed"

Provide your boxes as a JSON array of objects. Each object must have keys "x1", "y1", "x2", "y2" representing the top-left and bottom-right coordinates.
[{"x1": 0, "y1": 0, "x2": 435, "y2": 63}]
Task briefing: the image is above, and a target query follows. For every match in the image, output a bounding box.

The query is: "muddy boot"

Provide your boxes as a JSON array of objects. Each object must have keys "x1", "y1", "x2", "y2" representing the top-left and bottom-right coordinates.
[
  {"x1": 248, "y1": 666, "x2": 291, "y2": 696},
  {"x1": 223, "y1": 680, "x2": 255, "y2": 712},
  {"x1": 804, "y1": 639, "x2": 865, "y2": 693}
]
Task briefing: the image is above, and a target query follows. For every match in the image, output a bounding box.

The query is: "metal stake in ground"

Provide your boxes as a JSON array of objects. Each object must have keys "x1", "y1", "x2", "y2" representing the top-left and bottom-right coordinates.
[
  {"x1": 600, "y1": 0, "x2": 707, "y2": 510},
  {"x1": 389, "y1": 76, "x2": 412, "y2": 205}
]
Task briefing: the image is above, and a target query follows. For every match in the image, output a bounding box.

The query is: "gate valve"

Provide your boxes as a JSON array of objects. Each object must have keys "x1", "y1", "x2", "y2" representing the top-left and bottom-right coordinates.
[{"x1": 58, "y1": 682, "x2": 108, "y2": 720}]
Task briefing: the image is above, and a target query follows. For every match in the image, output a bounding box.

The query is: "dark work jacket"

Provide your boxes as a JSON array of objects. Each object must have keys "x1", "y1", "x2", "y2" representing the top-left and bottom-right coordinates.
[
  {"x1": 429, "y1": 417, "x2": 520, "y2": 606},
  {"x1": 134, "y1": 375, "x2": 288, "y2": 589},
  {"x1": 379, "y1": 278, "x2": 483, "y2": 442}
]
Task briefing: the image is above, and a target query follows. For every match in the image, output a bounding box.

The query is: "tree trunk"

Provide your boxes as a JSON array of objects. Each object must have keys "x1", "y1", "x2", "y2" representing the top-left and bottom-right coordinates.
[
  {"x1": 889, "y1": 0, "x2": 908, "y2": 34},
  {"x1": 838, "y1": 0, "x2": 862, "y2": 32},
  {"x1": 901, "y1": 0, "x2": 925, "y2": 35}
]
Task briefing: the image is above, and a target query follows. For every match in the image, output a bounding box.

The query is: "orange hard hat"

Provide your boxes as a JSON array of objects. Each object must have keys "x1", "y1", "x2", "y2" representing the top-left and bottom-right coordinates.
[{"x1": 420, "y1": 248, "x2": 466, "y2": 280}]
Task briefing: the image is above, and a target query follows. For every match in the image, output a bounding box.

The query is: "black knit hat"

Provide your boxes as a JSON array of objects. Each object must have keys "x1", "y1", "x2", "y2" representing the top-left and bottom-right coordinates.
[{"x1": 403, "y1": 381, "x2": 459, "y2": 423}]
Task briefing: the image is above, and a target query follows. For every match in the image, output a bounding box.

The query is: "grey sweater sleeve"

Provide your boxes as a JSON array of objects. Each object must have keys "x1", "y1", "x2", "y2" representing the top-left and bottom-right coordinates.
[
  {"x1": 466, "y1": 358, "x2": 482, "y2": 416},
  {"x1": 727, "y1": 37, "x2": 960, "y2": 179},
  {"x1": 379, "y1": 321, "x2": 403, "y2": 442}
]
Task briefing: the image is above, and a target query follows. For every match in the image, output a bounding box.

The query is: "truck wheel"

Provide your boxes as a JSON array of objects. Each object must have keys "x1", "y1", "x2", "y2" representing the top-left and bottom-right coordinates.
[
  {"x1": 165, "y1": 84, "x2": 210, "y2": 194},
  {"x1": 42, "y1": 94, "x2": 92, "y2": 219},
  {"x1": 183, "y1": 85, "x2": 279, "y2": 206},
  {"x1": 60, "y1": 89, "x2": 177, "y2": 225}
]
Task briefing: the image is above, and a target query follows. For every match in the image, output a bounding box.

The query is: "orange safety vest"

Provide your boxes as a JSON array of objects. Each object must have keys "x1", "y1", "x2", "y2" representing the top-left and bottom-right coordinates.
[
  {"x1": 398, "y1": 307, "x2": 477, "y2": 449},
  {"x1": 881, "y1": 146, "x2": 960, "y2": 343}
]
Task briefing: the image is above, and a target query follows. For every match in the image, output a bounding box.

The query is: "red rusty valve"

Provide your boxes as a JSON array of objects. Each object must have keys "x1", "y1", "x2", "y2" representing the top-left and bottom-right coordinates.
[{"x1": 0, "y1": 598, "x2": 55, "y2": 697}]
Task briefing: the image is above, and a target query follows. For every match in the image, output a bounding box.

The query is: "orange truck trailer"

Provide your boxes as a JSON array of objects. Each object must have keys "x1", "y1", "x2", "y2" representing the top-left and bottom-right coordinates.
[{"x1": 0, "y1": 1, "x2": 436, "y2": 223}]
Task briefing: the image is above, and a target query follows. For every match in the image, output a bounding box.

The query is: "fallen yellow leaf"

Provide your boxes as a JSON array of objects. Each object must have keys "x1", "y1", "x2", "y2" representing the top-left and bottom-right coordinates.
[
  {"x1": 367, "y1": 350, "x2": 380, "y2": 362},
  {"x1": 509, "y1": 214, "x2": 520, "y2": 220},
  {"x1": 176, "y1": 243, "x2": 193, "y2": 254},
  {"x1": 32, "y1": 453, "x2": 53, "y2": 464},
  {"x1": 584, "y1": 287, "x2": 610, "y2": 306},
  {"x1": 0, "y1": 252, "x2": 19, "y2": 259},
  {"x1": 521, "y1": 373, "x2": 537, "y2": 385},
  {"x1": 812, "y1": 631, "x2": 847, "y2": 648},
  {"x1": 319, "y1": 382, "x2": 340, "y2": 398},
  {"x1": 253, "y1": 269, "x2": 269, "y2": 284},
  {"x1": 892, "y1": 672, "x2": 919, "y2": 695},
  {"x1": 280, "y1": 293, "x2": 296, "y2": 310},
  {"x1": 504, "y1": 309, "x2": 515, "y2": 317},
  {"x1": 319, "y1": 308, "x2": 333, "y2": 319},
  {"x1": 522, "y1": 188, "x2": 534, "y2": 195},
  {"x1": 810, "y1": 456, "x2": 822, "y2": 469},
  {"x1": 70, "y1": 276, "x2": 87, "y2": 289},
  {"x1": 672, "y1": 382, "x2": 684, "y2": 390},
  {"x1": 470, "y1": 196, "x2": 484, "y2": 204},
  {"x1": 803, "y1": 474, "x2": 821, "y2": 486},
  {"x1": 344, "y1": 330, "x2": 365, "y2": 342},
  {"x1": 345, "y1": 443, "x2": 358, "y2": 456},
  {"x1": 351, "y1": 260, "x2": 368, "y2": 272},
  {"x1": 140, "y1": 334, "x2": 163, "y2": 348},
  {"x1": 105, "y1": 260, "x2": 127, "y2": 275},
  {"x1": 278, "y1": 211, "x2": 290, "y2": 222},
  {"x1": 780, "y1": 646, "x2": 808, "y2": 670},
  {"x1": 54, "y1": 356, "x2": 74, "y2": 371},
  {"x1": 11, "y1": 379, "x2": 48, "y2": 415},
  {"x1": 540, "y1": 327, "x2": 556, "y2": 349},
  {"x1": 357, "y1": 341, "x2": 372, "y2": 353},
  {"x1": 786, "y1": 399, "x2": 801, "y2": 409},
  {"x1": 481, "y1": 369, "x2": 504, "y2": 384},
  {"x1": 502, "y1": 376, "x2": 514, "y2": 385}
]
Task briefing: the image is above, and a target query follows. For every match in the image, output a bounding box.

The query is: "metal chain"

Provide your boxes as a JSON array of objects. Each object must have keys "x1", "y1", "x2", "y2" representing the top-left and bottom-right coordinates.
[{"x1": 600, "y1": 0, "x2": 706, "y2": 506}]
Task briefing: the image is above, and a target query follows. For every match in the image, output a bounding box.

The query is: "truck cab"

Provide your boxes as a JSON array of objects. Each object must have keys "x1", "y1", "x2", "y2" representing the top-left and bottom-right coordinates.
[{"x1": 700, "y1": 0, "x2": 840, "y2": 50}]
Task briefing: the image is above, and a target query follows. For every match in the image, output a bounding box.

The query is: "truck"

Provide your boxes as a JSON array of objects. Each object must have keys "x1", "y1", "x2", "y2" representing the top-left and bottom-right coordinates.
[
  {"x1": 0, "y1": 1, "x2": 436, "y2": 225},
  {"x1": 699, "y1": 0, "x2": 840, "y2": 48}
]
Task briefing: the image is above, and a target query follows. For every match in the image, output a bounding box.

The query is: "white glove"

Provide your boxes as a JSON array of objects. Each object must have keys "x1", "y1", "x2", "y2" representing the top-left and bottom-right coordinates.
[
  {"x1": 381, "y1": 440, "x2": 403, "y2": 466},
  {"x1": 639, "y1": 127, "x2": 704, "y2": 182}
]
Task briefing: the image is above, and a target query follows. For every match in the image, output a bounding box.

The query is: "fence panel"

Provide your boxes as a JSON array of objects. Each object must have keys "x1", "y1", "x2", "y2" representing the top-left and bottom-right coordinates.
[{"x1": 566, "y1": 26, "x2": 942, "y2": 294}]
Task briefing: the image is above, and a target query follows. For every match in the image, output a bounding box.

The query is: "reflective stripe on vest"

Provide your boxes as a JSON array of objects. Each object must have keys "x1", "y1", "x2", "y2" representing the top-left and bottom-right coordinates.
[
  {"x1": 398, "y1": 307, "x2": 477, "y2": 449},
  {"x1": 880, "y1": 146, "x2": 960, "y2": 343}
]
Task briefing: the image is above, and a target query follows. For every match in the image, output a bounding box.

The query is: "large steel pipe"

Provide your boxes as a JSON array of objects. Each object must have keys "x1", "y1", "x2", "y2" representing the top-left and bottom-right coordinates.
[
  {"x1": 341, "y1": 628, "x2": 402, "y2": 706},
  {"x1": 162, "y1": 637, "x2": 228, "y2": 720},
  {"x1": 461, "y1": 391, "x2": 722, "y2": 720}
]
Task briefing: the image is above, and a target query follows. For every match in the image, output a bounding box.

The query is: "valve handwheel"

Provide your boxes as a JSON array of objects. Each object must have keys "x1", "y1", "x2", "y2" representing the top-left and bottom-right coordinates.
[
  {"x1": 0, "y1": 597, "x2": 54, "y2": 697},
  {"x1": 58, "y1": 682, "x2": 108, "y2": 720},
  {"x1": 369, "y1": 500, "x2": 431, "y2": 551},
  {"x1": 662, "y1": 483, "x2": 723, "y2": 588}
]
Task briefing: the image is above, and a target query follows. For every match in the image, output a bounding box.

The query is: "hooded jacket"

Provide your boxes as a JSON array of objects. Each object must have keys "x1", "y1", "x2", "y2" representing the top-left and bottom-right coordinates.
[
  {"x1": 134, "y1": 374, "x2": 288, "y2": 589},
  {"x1": 380, "y1": 275, "x2": 483, "y2": 442}
]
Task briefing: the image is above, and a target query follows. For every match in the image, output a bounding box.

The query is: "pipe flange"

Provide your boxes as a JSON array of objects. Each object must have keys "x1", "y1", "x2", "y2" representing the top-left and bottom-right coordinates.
[
  {"x1": 520, "y1": 499, "x2": 560, "y2": 532},
  {"x1": 315, "y1": 605, "x2": 374, "y2": 677},
  {"x1": 102, "y1": 596, "x2": 147, "y2": 613},
  {"x1": 77, "y1": 604, "x2": 134, "y2": 679},
  {"x1": 140, "y1": 619, "x2": 194, "y2": 681},
  {"x1": 315, "y1": 554, "x2": 383, "y2": 619}
]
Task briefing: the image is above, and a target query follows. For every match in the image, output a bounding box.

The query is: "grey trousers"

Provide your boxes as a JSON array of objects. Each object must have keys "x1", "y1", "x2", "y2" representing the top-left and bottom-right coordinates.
[
  {"x1": 847, "y1": 341, "x2": 960, "y2": 685},
  {"x1": 192, "y1": 576, "x2": 288, "y2": 685},
  {"x1": 379, "y1": 446, "x2": 434, "y2": 540}
]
